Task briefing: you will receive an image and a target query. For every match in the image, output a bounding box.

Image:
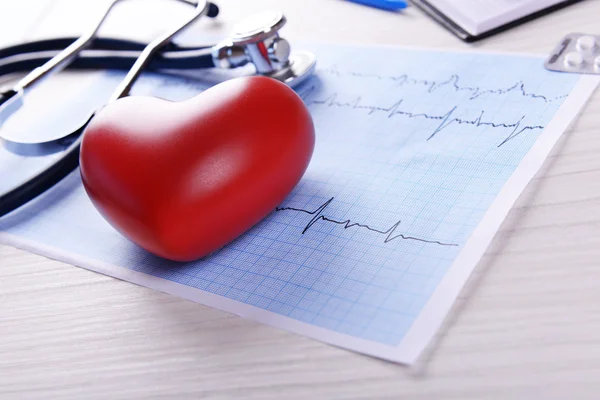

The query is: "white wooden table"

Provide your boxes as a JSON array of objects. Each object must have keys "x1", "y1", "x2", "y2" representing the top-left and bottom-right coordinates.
[{"x1": 2, "y1": 1, "x2": 600, "y2": 398}]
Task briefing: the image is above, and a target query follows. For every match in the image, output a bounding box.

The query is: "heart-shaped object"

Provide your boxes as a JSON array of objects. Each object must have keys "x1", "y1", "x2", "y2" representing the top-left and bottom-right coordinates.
[{"x1": 80, "y1": 76, "x2": 315, "y2": 262}]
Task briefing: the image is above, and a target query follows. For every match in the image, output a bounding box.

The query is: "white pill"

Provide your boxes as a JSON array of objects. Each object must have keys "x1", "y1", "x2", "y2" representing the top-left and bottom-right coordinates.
[
  {"x1": 576, "y1": 35, "x2": 596, "y2": 51},
  {"x1": 564, "y1": 51, "x2": 584, "y2": 68},
  {"x1": 595, "y1": 56, "x2": 600, "y2": 71}
]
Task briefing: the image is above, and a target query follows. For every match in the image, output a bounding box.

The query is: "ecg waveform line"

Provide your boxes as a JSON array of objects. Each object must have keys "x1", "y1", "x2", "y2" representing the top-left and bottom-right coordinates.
[
  {"x1": 275, "y1": 197, "x2": 459, "y2": 247},
  {"x1": 319, "y1": 66, "x2": 568, "y2": 103},
  {"x1": 303, "y1": 92, "x2": 544, "y2": 147}
]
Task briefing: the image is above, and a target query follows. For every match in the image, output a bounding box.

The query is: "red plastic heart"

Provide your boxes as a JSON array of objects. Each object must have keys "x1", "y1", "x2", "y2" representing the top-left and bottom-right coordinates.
[{"x1": 80, "y1": 76, "x2": 315, "y2": 262}]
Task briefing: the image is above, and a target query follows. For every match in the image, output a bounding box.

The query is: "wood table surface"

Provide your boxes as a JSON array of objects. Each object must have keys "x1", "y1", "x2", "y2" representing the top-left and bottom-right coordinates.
[{"x1": 2, "y1": 0, "x2": 600, "y2": 398}]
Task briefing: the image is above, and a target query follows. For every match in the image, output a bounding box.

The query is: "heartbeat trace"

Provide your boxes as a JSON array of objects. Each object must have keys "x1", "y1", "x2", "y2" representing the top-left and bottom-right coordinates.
[
  {"x1": 304, "y1": 92, "x2": 544, "y2": 147},
  {"x1": 319, "y1": 66, "x2": 568, "y2": 103},
  {"x1": 275, "y1": 197, "x2": 459, "y2": 247}
]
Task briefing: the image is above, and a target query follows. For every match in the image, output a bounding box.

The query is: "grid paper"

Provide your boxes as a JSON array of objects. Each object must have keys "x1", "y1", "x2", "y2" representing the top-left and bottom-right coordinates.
[{"x1": 1, "y1": 43, "x2": 595, "y2": 364}]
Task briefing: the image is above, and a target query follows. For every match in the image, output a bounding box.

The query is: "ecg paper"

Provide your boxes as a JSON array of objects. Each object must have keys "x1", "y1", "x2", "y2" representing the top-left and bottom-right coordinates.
[{"x1": 1, "y1": 43, "x2": 598, "y2": 364}]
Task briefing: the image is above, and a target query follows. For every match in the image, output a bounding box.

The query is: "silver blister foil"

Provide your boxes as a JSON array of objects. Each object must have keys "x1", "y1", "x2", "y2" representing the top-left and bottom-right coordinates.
[{"x1": 545, "y1": 33, "x2": 600, "y2": 75}]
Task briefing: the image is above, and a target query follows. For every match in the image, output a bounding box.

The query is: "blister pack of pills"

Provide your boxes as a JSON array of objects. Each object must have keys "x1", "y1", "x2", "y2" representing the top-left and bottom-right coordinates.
[{"x1": 545, "y1": 33, "x2": 600, "y2": 75}]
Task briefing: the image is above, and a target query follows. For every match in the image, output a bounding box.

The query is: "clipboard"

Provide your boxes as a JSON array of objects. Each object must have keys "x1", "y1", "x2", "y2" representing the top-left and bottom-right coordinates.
[{"x1": 411, "y1": 0, "x2": 585, "y2": 42}]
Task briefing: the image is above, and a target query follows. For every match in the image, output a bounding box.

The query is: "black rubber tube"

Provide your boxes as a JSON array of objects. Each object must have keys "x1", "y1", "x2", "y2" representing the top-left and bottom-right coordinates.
[
  {"x1": 0, "y1": 46, "x2": 215, "y2": 76},
  {"x1": 0, "y1": 40, "x2": 216, "y2": 217},
  {"x1": 0, "y1": 121, "x2": 88, "y2": 218}
]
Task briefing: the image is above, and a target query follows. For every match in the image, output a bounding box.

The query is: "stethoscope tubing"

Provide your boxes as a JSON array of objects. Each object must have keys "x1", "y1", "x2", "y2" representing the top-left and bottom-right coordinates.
[
  {"x1": 0, "y1": 44, "x2": 216, "y2": 77},
  {"x1": 0, "y1": 0, "x2": 215, "y2": 217},
  {"x1": 0, "y1": 125, "x2": 88, "y2": 218},
  {"x1": 0, "y1": 37, "x2": 215, "y2": 58},
  {"x1": 0, "y1": 39, "x2": 217, "y2": 218},
  {"x1": 0, "y1": 37, "x2": 153, "y2": 59},
  {"x1": 0, "y1": 37, "x2": 216, "y2": 101}
]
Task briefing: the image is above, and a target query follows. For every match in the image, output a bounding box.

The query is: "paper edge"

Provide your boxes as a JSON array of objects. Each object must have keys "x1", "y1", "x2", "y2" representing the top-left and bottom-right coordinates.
[
  {"x1": 0, "y1": 231, "x2": 410, "y2": 364},
  {"x1": 394, "y1": 74, "x2": 600, "y2": 364}
]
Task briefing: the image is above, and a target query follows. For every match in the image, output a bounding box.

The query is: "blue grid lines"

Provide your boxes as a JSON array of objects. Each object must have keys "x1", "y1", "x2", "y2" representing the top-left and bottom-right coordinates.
[{"x1": 0, "y1": 45, "x2": 581, "y2": 347}]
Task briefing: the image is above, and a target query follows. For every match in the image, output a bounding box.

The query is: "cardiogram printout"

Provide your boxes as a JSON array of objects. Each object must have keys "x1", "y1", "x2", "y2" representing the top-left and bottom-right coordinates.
[{"x1": 1, "y1": 43, "x2": 598, "y2": 364}]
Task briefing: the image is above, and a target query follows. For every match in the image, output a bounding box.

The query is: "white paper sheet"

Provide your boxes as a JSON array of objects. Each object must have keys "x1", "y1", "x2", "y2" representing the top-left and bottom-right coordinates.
[{"x1": 1, "y1": 44, "x2": 598, "y2": 364}]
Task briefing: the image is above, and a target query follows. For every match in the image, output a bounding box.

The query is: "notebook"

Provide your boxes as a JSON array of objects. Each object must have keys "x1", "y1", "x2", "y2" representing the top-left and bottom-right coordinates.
[{"x1": 413, "y1": 0, "x2": 583, "y2": 42}]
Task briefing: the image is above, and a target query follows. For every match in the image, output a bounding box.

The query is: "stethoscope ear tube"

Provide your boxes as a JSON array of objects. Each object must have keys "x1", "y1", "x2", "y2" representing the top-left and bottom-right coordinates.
[
  {"x1": 10, "y1": 0, "x2": 216, "y2": 93},
  {"x1": 0, "y1": 0, "x2": 214, "y2": 217},
  {"x1": 0, "y1": 38, "x2": 151, "y2": 60}
]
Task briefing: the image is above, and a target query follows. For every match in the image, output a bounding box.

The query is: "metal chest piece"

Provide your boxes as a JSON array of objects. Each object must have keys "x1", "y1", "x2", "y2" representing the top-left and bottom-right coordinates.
[{"x1": 212, "y1": 11, "x2": 316, "y2": 88}]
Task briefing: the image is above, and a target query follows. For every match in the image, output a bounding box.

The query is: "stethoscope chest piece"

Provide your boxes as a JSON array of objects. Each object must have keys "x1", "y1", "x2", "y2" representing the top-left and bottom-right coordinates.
[{"x1": 212, "y1": 11, "x2": 316, "y2": 88}]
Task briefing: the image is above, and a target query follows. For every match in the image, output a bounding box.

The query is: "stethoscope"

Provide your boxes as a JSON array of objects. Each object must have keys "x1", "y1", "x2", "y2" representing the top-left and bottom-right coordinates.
[{"x1": 0, "y1": 0, "x2": 316, "y2": 218}]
